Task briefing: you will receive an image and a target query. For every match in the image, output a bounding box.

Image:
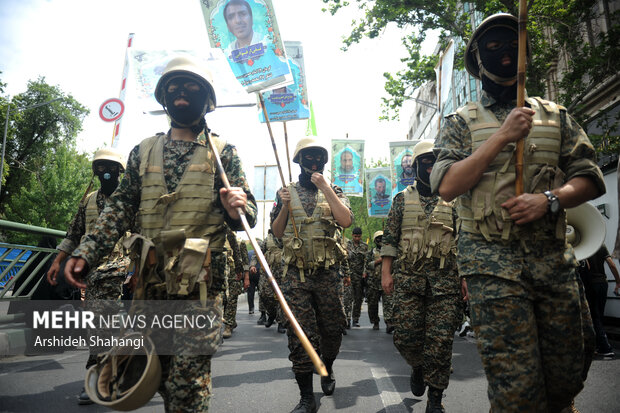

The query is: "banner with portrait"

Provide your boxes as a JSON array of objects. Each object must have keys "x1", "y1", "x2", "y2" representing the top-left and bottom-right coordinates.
[
  {"x1": 331, "y1": 140, "x2": 364, "y2": 196},
  {"x1": 389, "y1": 140, "x2": 419, "y2": 196},
  {"x1": 200, "y1": 0, "x2": 292, "y2": 93},
  {"x1": 366, "y1": 168, "x2": 392, "y2": 217},
  {"x1": 258, "y1": 41, "x2": 310, "y2": 122}
]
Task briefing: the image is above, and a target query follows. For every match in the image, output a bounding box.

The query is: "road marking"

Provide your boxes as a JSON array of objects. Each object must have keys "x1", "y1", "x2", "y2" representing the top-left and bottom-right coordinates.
[{"x1": 371, "y1": 367, "x2": 408, "y2": 413}]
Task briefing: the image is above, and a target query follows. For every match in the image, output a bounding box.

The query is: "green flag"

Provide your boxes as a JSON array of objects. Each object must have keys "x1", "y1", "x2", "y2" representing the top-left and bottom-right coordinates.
[{"x1": 305, "y1": 101, "x2": 317, "y2": 136}]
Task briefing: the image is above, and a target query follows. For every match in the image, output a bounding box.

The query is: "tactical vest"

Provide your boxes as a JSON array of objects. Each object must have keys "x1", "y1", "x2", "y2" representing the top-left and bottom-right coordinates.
[
  {"x1": 281, "y1": 185, "x2": 341, "y2": 280},
  {"x1": 265, "y1": 233, "x2": 283, "y2": 270},
  {"x1": 399, "y1": 185, "x2": 455, "y2": 269},
  {"x1": 83, "y1": 190, "x2": 127, "y2": 272},
  {"x1": 456, "y1": 97, "x2": 565, "y2": 242},
  {"x1": 137, "y1": 134, "x2": 227, "y2": 295}
]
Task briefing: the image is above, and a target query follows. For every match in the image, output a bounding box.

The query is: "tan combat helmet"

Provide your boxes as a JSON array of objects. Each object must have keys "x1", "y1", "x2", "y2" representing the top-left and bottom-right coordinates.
[
  {"x1": 92, "y1": 148, "x2": 126, "y2": 173},
  {"x1": 465, "y1": 13, "x2": 531, "y2": 81},
  {"x1": 292, "y1": 136, "x2": 329, "y2": 164},
  {"x1": 412, "y1": 141, "x2": 434, "y2": 164},
  {"x1": 154, "y1": 55, "x2": 217, "y2": 113},
  {"x1": 373, "y1": 230, "x2": 384, "y2": 242},
  {"x1": 84, "y1": 333, "x2": 161, "y2": 411}
]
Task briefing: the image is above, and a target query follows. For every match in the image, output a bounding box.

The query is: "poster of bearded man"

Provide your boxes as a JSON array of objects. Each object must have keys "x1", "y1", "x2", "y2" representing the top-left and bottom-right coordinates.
[
  {"x1": 366, "y1": 168, "x2": 392, "y2": 217},
  {"x1": 389, "y1": 141, "x2": 419, "y2": 195},
  {"x1": 331, "y1": 139, "x2": 364, "y2": 196}
]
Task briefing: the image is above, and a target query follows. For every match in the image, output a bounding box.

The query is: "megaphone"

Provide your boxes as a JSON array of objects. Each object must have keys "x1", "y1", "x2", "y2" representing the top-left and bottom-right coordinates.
[{"x1": 566, "y1": 202, "x2": 606, "y2": 261}]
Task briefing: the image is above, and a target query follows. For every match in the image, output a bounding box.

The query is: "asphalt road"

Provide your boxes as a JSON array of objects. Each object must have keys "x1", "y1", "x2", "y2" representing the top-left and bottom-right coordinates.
[{"x1": 1, "y1": 295, "x2": 618, "y2": 412}]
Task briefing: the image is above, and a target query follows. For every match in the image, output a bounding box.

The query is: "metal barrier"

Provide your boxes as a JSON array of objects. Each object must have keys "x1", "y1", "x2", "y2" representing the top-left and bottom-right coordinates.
[{"x1": 0, "y1": 220, "x2": 65, "y2": 301}]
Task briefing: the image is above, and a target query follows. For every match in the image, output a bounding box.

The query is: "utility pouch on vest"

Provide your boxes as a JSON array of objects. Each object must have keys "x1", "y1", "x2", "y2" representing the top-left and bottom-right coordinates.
[
  {"x1": 282, "y1": 236, "x2": 305, "y2": 279},
  {"x1": 166, "y1": 238, "x2": 210, "y2": 296},
  {"x1": 122, "y1": 234, "x2": 160, "y2": 300},
  {"x1": 312, "y1": 236, "x2": 338, "y2": 270},
  {"x1": 426, "y1": 222, "x2": 454, "y2": 268},
  {"x1": 400, "y1": 226, "x2": 425, "y2": 264}
]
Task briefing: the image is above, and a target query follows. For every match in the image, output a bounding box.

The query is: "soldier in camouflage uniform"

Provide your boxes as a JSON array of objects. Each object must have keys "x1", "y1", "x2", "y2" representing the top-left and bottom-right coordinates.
[
  {"x1": 346, "y1": 227, "x2": 369, "y2": 327},
  {"x1": 223, "y1": 229, "x2": 250, "y2": 339},
  {"x1": 364, "y1": 231, "x2": 394, "y2": 332},
  {"x1": 251, "y1": 231, "x2": 287, "y2": 333},
  {"x1": 64, "y1": 56, "x2": 257, "y2": 413},
  {"x1": 382, "y1": 141, "x2": 462, "y2": 413},
  {"x1": 271, "y1": 137, "x2": 352, "y2": 413},
  {"x1": 47, "y1": 148, "x2": 130, "y2": 405},
  {"x1": 430, "y1": 14, "x2": 605, "y2": 413}
]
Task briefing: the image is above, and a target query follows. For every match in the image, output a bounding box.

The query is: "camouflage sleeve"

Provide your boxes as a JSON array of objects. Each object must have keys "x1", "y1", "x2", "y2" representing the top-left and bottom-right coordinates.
[
  {"x1": 270, "y1": 188, "x2": 284, "y2": 226},
  {"x1": 228, "y1": 231, "x2": 244, "y2": 275},
  {"x1": 57, "y1": 198, "x2": 88, "y2": 254},
  {"x1": 341, "y1": 253, "x2": 351, "y2": 277},
  {"x1": 217, "y1": 143, "x2": 258, "y2": 230},
  {"x1": 559, "y1": 110, "x2": 605, "y2": 196},
  {"x1": 239, "y1": 240, "x2": 249, "y2": 271},
  {"x1": 364, "y1": 249, "x2": 375, "y2": 272},
  {"x1": 331, "y1": 184, "x2": 353, "y2": 219},
  {"x1": 381, "y1": 192, "x2": 404, "y2": 257},
  {"x1": 430, "y1": 114, "x2": 472, "y2": 195},
  {"x1": 72, "y1": 145, "x2": 142, "y2": 269}
]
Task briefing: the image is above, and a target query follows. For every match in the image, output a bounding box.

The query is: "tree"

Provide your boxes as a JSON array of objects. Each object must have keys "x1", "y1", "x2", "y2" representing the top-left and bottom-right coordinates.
[
  {"x1": 3, "y1": 144, "x2": 93, "y2": 245},
  {"x1": 322, "y1": 0, "x2": 619, "y2": 134},
  {"x1": 0, "y1": 76, "x2": 89, "y2": 212}
]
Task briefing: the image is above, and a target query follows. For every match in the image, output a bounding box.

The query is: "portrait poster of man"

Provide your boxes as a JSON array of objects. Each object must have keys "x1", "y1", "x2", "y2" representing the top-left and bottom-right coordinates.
[
  {"x1": 331, "y1": 140, "x2": 364, "y2": 196},
  {"x1": 258, "y1": 41, "x2": 310, "y2": 123},
  {"x1": 366, "y1": 168, "x2": 392, "y2": 217},
  {"x1": 200, "y1": 0, "x2": 292, "y2": 92},
  {"x1": 389, "y1": 140, "x2": 419, "y2": 195}
]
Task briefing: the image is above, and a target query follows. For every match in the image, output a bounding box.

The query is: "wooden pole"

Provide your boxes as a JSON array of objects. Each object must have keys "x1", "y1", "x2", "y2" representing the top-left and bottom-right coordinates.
[
  {"x1": 205, "y1": 127, "x2": 327, "y2": 377},
  {"x1": 515, "y1": 0, "x2": 528, "y2": 195},
  {"x1": 283, "y1": 122, "x2": 292, "y2": 183},
  {"x1": 258, "y1": 94, "x2": 299, "y2": 238}
]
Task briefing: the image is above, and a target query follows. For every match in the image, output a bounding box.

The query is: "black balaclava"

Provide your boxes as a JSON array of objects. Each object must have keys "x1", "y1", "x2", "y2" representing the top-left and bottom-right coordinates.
[
  {"x1": 414, "y1": 153, "x2": 435, "y2": 197},
  {"x1": 94, "y1": 161, "x2": 121, "y2": 197},
  {"x1": 375, "y1": 236, "x2": 382, "y2": 249},
  {"x1": 298, "y1": 148, "x2": 326, "y2": 189},
  {"x1": 477, "y1": 26, "x2": 519, "y2": 103},
  {"x1": 163, "y1": 75, "x2": 209, "y2": 133}
]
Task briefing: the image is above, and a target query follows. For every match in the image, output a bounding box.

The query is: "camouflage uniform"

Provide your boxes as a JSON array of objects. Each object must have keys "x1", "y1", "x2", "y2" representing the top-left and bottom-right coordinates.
[
  {"x1": 72, "y1": 132, "x2": 257, "y2": 413},
  {"x1": 223, "y1": 230, "x2": 247, "y2": 330},
  {"x1": 340, "y1": 250, "x2": 353, "y2": 325},
  {"x1": 431, "y1": 90, "x2": 605, "y2": 412},
  {"x1": 271, "y1": 182, "x2": 350, "y2": 374},
  {"x1": 346, "y1": 239, "x2": 369, "y2": 323},
  {"x1": 253, "y1": 233, "x2": 282, "y2": 324},
  {"x1": 57, "y1": 189, "x2": 130, "y2": 368},
  {"x1": 364, "y1": 247, "x2": 394, "y2": 327},
  {"x1": 381, "y1": 185, "x2": 461, "y2": 390}
]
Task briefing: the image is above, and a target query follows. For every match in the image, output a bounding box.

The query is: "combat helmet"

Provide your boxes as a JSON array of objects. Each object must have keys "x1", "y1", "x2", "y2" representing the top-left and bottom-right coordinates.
[
  {"x1": 292, "y1": 137, "x2": 329, "y2": 164},
  {"x1": 412, "y1": 141, "x2": 434, "y2": 164},
  {"x1": 373, "y1": 230, "x2": 384, "y2": 242},
  {"x1": 84, "y1": 333, "x2": 161, "y2": 411},
  {"x1": 465, "y1": 13, "x2": 531, "y2": 81},
  {"x1": 154, "y1": 55, "x2": 217, "y2": 114},
  {"x1": 92, "y1": 148, "x2": 126, "y2": 173}
]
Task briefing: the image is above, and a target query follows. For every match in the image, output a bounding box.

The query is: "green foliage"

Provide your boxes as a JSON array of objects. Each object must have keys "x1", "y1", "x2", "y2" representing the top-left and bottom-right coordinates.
[
  {"x1": 0, "y1": 76, "x2": 89, "y2": 213},
  {"x1": 0, "y1": 75, "x2": 92, "y2": 243},
  {"x1": 3, "y1": 145, "x2": 93, "y2": 245},
  {"x1": 322, "y1": 0, "x2": 617, "y2": 134}
]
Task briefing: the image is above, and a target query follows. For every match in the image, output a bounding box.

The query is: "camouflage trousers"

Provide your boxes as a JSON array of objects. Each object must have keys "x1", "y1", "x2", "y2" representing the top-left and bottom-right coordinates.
[
  {"x1": 392, "y1": 282, "x2": 460, "y2": 389},
  {"x1": 281, "y1": 265, "x2": 346, "y2": 374},
  {"x1": 342, "y1": 282, "x2": 353, "y2": 321},
  {"x1": 351, "y1": 274, "x2": 364, "y2": 321},
  {"x1": 224, "y1": 277, "x2": 243, "y2": 328},
  {"x1": 258, "y1": 272, "x2": 280, "y2": 321},
  {"x1": 467, "y1": 274, "x2": 593, "y2": 412},
  {"x1": 367, "y1": 286, "x2": 394, "y2": 326},
  {"x1": 85, "y1": 273, "x2": 125, "y2": 368}
]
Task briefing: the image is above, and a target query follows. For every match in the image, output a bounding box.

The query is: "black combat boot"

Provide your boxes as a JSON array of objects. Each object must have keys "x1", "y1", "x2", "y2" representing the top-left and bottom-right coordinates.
[
  {"x1": 425, "y1": 387, "x2": 445, "y2": 413},
  {"x1": 265, "y1": 314, "x2": 276, "y2": 328},
  {"x1": 320, "y1": 358, "x2": 336, "y2": 395},
  {"x1": 257, "y1": 311, "x2": 266, "y2": 325},
  {"x1": 277, "y1": 323, "x2": 287, "y2": 333},
  {"x1": 291, "y1": 372, "x2": 317, "y2": 413},
  {"x1": 410, "y1": 367, "x2": 426, "y2": 396},
  {"x1": 77, "y1": 387, "x2": 93, "y2": 405}
]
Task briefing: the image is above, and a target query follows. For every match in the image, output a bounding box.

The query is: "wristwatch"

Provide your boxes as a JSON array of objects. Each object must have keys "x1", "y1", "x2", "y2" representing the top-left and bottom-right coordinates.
[{"x1": 544, "y1": 191, "x2": 560, "y2": 214}]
